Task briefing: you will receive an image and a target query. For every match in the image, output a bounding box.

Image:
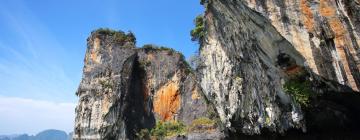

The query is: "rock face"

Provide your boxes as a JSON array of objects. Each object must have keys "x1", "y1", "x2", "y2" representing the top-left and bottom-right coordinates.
[
  {"x1": 242, "y1": 0, "x2": 360, "y2": 91},
  {"x1": 74, "y1": 0, "x2": 360, "y2": 139},
  {"x1": 199, "y1": 0, "x2": 307, "y2": 134},
  {"x1": 73, "y1": 30, "x2": 218, "y2": 140},
  {"x1": 198, "y1": 0, "x2": 360, "y2": 137}
]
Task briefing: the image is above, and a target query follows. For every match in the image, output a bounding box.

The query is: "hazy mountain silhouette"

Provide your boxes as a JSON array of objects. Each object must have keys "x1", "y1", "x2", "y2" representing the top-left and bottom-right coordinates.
[{"x1": 0, "y1": 129, "x2": 72, "y2": 140}]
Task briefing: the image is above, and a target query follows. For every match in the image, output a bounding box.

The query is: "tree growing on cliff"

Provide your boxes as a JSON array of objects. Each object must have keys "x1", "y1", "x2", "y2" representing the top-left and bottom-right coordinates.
[
  {"x1": 94, "y1": 28, "x2": 137, "y2": 45},
  {"x1": 190, "y1": 14, "x2": 205, "y2": 43},
  {"x1": 125, "y1": 31, "x2": 136, "y2": 44},
  {"x1": 200, "y1": 0, "x2": 208, "y2": 5}
]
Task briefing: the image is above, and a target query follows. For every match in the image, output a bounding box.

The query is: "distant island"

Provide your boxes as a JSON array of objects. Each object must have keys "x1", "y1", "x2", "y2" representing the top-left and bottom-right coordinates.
[{"x1": 0, "y1": 129, "x2": 72, "y2": 140}]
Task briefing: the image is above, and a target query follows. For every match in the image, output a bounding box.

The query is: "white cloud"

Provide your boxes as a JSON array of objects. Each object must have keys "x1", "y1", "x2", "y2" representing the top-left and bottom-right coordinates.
[
  {"x1": 0, "y1": 96, "x2": 76, "y2": 135},
  {"x1": 0, "y1": 1, "x2": 80, "y2": 135}
]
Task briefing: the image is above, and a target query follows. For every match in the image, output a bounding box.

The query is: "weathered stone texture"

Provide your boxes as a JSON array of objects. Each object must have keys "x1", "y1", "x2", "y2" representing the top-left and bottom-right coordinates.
[
  {"x1": 73, "y1": 31, "x2": 215, "y2": 140},
  {"x1": 198, "y1": 0, "x2": 360, "y2": 137},
  {"x1": 242, "y1": 0, "x2": 360, "y2": 91}
]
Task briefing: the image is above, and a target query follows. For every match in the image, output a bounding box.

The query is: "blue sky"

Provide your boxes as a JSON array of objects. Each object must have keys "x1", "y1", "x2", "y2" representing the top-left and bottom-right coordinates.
[{"x1": 0, "y1": 0, "x2": 203, "y2": 135}]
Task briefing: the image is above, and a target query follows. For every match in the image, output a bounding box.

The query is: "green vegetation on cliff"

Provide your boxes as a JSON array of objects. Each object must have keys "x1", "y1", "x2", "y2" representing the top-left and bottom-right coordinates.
[
  {"x1": 142, "y1": 44, "x2": 177, "y2": 53},
  {"x1": 189, "y1": 117, "x2": 216, "y2": 132},
  {"x1": 284, "y1": 73, "x2": 313, "y2": 108},
  {"x1": 200, "y1": 0, "x2": 208, "y2": 5},
  {"x1": 137, "y1": 117, "x2": 217, "y2": 139},
  {"x1": 152, "y1": 121, "x2": 186, "y2": 138},
  {"x1": 137, "y1": 121, "x2": 186, "y2": 139},
  {"x1": 190, "y1": 15, "x2": 205, "y2": 43},
  {"x1": 93, "y1": 28, "x2": 136, "y2": 44}
]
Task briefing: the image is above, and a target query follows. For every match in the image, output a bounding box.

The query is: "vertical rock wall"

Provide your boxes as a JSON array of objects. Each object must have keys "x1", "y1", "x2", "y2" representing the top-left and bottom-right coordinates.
[
  {"x1": 199, "y1": 0, "x2": 306, "y2": 134},
  {"x1": 73, "y1": 31, "x2": 212, "y2": 140},
  {"x1": 198, "y1": 0, "x2": 360, "y2": 135},
  {"x1": 242, "y1": 0, "x2": 360, "y2": 91},
  {"x1": 73, "y1": 0, "x2": 360, "y2": 138}
]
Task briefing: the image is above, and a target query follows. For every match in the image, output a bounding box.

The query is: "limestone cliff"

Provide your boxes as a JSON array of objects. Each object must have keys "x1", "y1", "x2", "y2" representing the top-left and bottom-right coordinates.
[
  {"x1": 242, "y1": 0, "x2": 360, "y2": 91},
  {"x1": 73, "y1": 30, "x2": 221, "y2": 140},
  {"x1": 198, "y1": 0, "x2": 360, "y2": 138},
  {"x1": 73, "y1": 0, "x2": 360, "y2": 139}
]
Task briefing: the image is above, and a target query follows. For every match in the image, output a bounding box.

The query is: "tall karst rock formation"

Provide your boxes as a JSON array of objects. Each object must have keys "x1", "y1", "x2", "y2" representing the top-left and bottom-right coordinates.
[
  {"x1": 199, "y1": 0, "x2": 360, "y2": 138},
  {"x1": 74, "y1": 0, "x2": 360, "y2": 139},
  {"x1": 73, "y1": 30, "x2": 222, "y2": 140},
  {"x1": 243, "y1": 0, "x2": 360, "y2": 91}
]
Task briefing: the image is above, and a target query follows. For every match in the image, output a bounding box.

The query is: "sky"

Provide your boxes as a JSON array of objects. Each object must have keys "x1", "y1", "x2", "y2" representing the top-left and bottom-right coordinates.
[{"x1": 0, "y1": 0, "x2": 204, "y2": 135}]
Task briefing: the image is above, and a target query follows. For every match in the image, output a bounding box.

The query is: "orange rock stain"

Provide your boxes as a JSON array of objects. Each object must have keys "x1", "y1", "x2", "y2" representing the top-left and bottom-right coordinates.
[
  {"x1": 90, "y1": 38, "x2": 101, "y2": 63},
  {"x1": 153, "y1": 82, "x2": 181, "y2": 121},
  {"x1": 317, "y1": 0, "x2": 359, "y2": 91},
  {"x1": 285, "y1": 65, "x2": 304, "y2": 76},
  {"x1": 329, "y1": 18, "x2": 346, "y2": 37},
  {"x1": 300, "y1": 0, "x2": 315, "y2": 32},
  {"x1": 334, "y1": 38, "x2": 359, "y2": 91},
  {"x1": 319, "y1": 0, "x2": 336, "y2": 17}
]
